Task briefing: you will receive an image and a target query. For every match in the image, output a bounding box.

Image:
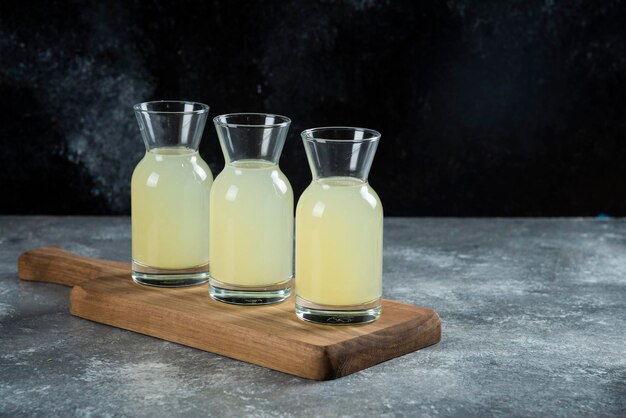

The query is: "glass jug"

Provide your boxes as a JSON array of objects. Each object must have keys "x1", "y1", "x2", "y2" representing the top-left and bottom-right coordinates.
[
  {"x1": 209, "y1": 113, "x2": 293, "y2": 305},
  {"x1": 131, "y1": 100, "x2": 213, "y2": 287},
  {"x1": 296, "y1": 127, "x2": 383, "y2": 324}
]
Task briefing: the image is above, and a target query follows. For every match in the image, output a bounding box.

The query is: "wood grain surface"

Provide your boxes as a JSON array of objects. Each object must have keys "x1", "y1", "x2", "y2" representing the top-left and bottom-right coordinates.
[{"x1": 18, "y1": 247, "x2": 442, "y2": 380}]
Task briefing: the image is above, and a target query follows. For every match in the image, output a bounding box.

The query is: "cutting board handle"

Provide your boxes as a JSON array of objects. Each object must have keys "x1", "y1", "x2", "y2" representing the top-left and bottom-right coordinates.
[{"x1": 18, "y1": 246, "x2": 130, "y2": 287}]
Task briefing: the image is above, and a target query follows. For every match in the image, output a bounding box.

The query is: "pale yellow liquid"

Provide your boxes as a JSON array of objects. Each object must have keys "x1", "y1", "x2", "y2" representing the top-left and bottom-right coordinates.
[
  {"x1": 296, "y1": 177, "x2": 383, "y2": 306},
  {"x1": 209, "y1": 160, "x2": 293, "y2": 286},
  {"x1": 131, "y1": 148, "x2": 213, "y2": 269}
]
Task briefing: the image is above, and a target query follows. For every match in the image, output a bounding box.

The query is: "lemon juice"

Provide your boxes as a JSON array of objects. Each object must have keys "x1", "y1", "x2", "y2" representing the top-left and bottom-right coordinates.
[
  {"x1": 209, "y1": 160, "x2": 293, "y2": 289},
  {"x1": 131, "y1": 148, "x2": 213, "y2": 279},
  {"x1": 296, "y1": 177, "x2": 383, "y2": 307}
]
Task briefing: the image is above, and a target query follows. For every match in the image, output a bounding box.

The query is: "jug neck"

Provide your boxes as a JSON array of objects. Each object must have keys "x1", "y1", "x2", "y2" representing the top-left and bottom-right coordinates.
[
  {"x1": 134, "y1": 100, "x2": 209, "y2": 152},
  {"x1": 214, "y1": 113, "x2": 291, "y2": 165},
  {"x1": 301, "y1": 127, "x2": 381, "y2": 182}
]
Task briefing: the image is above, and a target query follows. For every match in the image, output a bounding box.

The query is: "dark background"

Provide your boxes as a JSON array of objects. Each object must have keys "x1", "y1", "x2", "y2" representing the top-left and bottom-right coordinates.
[{"x1": 1, "y1": 0, "x2": 625, "y2": 216}]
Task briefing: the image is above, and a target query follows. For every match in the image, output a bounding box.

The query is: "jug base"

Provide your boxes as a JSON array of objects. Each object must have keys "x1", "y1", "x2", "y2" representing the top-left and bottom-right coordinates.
[
  {"x1": 208, "y1": 277, "x2": 292, "y2": 305},
  {"x1": 131, "y1": 260, "x2": 209, "y2": 287},
  {"x1": 295, "y1": 299, "x2": 381, "y2": 325},
  {"x1": 132, "y1": 271, "x2": 209, "y2": 287}
]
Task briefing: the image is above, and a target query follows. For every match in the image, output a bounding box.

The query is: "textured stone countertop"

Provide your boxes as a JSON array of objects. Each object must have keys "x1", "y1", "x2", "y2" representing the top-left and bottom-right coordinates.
[{"x1": 0, "y1": 217, "x2": 624, "y2": 417}]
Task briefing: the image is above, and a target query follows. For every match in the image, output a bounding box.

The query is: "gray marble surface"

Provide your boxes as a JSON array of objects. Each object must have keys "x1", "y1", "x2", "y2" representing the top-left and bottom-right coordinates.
[{"x1": 0, "y1": 217, "x2": 624, "y2": 417}]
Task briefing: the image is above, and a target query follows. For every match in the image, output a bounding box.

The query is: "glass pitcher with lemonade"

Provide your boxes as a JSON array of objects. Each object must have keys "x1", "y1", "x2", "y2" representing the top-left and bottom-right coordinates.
[
  {"x1": 296, "y1": 127, "x2": 383, "y2": 325},
  {"x1": 131, "y1": 101, "x2": 213, "y2": 287},
  {"x1": 209, "y1": 113, "x2": 293, "y2": 305}
]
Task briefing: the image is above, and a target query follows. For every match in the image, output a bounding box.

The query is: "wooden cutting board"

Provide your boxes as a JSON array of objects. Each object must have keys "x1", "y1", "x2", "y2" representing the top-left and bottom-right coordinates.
[{"x1": 17, "y1": 247, "x2": 441, "y2": 380}]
